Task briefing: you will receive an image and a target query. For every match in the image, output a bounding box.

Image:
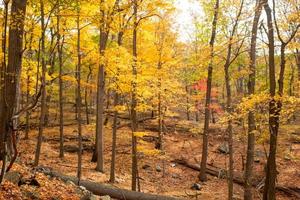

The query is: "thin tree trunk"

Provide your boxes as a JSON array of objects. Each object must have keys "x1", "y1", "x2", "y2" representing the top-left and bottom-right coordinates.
[
  {"x1": 85, "y1": 66, "x2": 92, "y2": 125},
  {"x1": 185, "y1": 85, "x2": 190, "y2": 121},
  {"x1": 199, "y1": 0, "x2": 219, "y2": 182},
  {"x1": 57, "y1": 0, "x2": 64, "y2": 158},
  {"x1": 76, "y1": 3, "x2": 83, "y2": 184},
  {"x1": 263, "y1": 2, "x2": 277, "y2": 200},
  {"x1": 244, "y1": 1, "x2": 263, "y2": 199},
  {"x1": 110, "y1": 31, "x2": 123, "y2": 183},
  {"x1": 34, "y1": 0, "x2": 47, "y2": 167},
  {"x1": 223, "y1": 1, "x2": 244, "y2": 199},
  {"x1": 25, "y1": 67, "x2": 30, "y2": 139},
  {"x1": 131, "y1": 0, "x2": 138, "y2": 191}
]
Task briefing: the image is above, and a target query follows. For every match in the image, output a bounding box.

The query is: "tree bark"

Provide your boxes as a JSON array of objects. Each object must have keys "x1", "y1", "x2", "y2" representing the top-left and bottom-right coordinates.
[
  {"x1": 223, "y1": 2, "x2": 244, "y2": 199},
  {"x1": 199, "y1": 0, "x2": 219, "y2": 182},
  {"x1": 76, "y1": 2, "x2": 83, "y2": 184},
  {"x1": 94, "y1": 0, "x2": 109, "y2": 172},
  {"x1": 263, "y1": 2, "x2": 277, "y2": 200},
  {"x1": 244, "y1": 1, "x2": 263, "y2": 199},
  {"x1": 34, "y1": 0, "x2": 47, "y2": 167},
  {"x1": 0, "y1": 0, "x2": 27, "y2": 183},
  {"x1": 131, "y1": 0, "x2": 139, "y2": 191},
  {"x1": 110, "y1": 30, "x2": 123, "y2": 183},
  {"x1": 57, "y1": 0, "x2": 64, "y2": 159},
  {"x1": 85, "y1": 66, "x2": 92, "y2": 125}
]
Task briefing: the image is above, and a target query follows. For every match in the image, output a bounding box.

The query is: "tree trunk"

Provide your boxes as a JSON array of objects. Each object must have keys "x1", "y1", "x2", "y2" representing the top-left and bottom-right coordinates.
[
  {"x1": 0, "y1": 0, "x2": 27, "y2": 183},
  {"x1": 131, "y1": 0, "x2": 139, "y2": 191},
  {"x1": 263, "y1": 2, "x2": 277, "y2": 200},
  {"x1": 294, "y1": 49, "x2": 300, "y2": 97},
  {"x1": 94, "y1": 0, "x2": 109, "y2": 171},
  {"x1": 34, "y1": 0, "x2": 47, "y2": 167},
  {"x1": 76, "y1": 3, "x2": 83, "y2": 184},
  {"x1": 244, "y1": 1, "x2": 263, "y2": 199},
  {"x1": 185, "y1": 85, "x2": 190, "y2": 121},
  {"x1": 199, "y1": 0, "x2": 219, "y2": 182},
  {"x1": 57, "y1": 0, "x2": 64, "y2": 159},
  {"x1": 174, "y1": 159, "x2": 300, "y2": 199},
  {"x1": 85, "y1": 66, "x2": 92, "y2": 125},
  {"x1": 43, "y1": 169, "x2": 182, "y2": 200},
  {"x1": 25, "y1": 67, "x2": 30, "y2": 140},
  {"x1": 110, "y1": 30, "x2": 123, "y2": 183}
]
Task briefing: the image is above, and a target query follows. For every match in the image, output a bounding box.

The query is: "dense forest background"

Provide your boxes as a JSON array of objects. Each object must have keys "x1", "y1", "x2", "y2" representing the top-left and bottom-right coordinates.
[{"x1": 0, "y1": 0, "x2": 299, "y2": 200}]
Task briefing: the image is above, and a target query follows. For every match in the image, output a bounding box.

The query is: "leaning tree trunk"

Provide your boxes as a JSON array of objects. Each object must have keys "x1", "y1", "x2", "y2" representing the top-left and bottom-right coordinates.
[
  {"x1": 199, "y1": 0, "x2": 219, "y2": 182},
  {"x1": 0, "y1": 0, "x2": 27, "y2": 183},
  {"x1": 244, "y1": 1, "x2": 263, "y2": 200}
]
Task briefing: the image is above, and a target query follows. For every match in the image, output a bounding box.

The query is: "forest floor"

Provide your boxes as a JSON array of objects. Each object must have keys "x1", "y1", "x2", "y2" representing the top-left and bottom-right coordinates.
[{"x1": 10, "y1": 112, "x2": 300, "y2": 199}]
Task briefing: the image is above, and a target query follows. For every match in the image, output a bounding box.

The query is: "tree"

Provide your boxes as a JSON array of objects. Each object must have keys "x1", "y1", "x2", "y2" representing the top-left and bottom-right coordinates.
[
  {"x1": 0, "y1": 0, "x2": 27, "y2": 183},
  {"x1": 263, "y1": 0, "x2": 300, "y2": 199},
  {"x1": 199, "y1": 0, "x2": 220, "y2": 182},
  {"x1": 263, "y1": 2, "x2": 276, "y2": 199},
  {"x1": 222, "y1": 1, "x2": 244, "y2": 198},
  {"x1": 131, "y1": 0, "x2": 139, "y2": 190},
  {"x1": 76, "y1": 0, "x2": 83, "y2": 184},
  {"x1": 34, "y1": 0, "x2": 47, "y2": 167},
  {"x1": 244, "y1": 1, "x2": 264, "y2": 199}
]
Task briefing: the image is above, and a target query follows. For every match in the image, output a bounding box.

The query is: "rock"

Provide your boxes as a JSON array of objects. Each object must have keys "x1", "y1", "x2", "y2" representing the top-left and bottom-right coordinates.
[
  {"x1": 22, "y1": 190, "x2": 39, "y2": 200},
  {"x1": 233, "y1": 195, "x2": 242, "y2": 200},
  {"x1": 142, "y1": 164, "x2": 151, "y2": 170},
  {"x1": 115, "y1": 177, "x2": 125, "y2": 183},
  {"x1": 284, "y1": 155, "x2": 291, "y2": 161},
  {"x1": 4, "y1": 171, "x2": 21, "y2": 185},
  {"x1": 172, "y1": 174, "x2": 180, "y2": 179},
  {"x1": 255, "y1": 150, "x2": 265, "y2": 158},
  {"x1": 67, "y1": 180, "x2": 76, "y2": 186},
  {"x1": 170, "y1": 163, "x2": 176, "y2": 167},
  {"x1": 100, "y1": 195, "x2": 111, "y2": 200},
  {"x1": 217, "y1": 143, "x2": 229, "y2": 154},
  {"x1": 19, "y1": 177, "x2": 41, "y2": 187},
  {"x1": 156, "y1": 165, "x2": 162, "y2": 172},
  {"x1": 78, "y1": 185, "x2": 92, "y2": 200},
  {"x1": 191, "y1": 183, "x2": 202, "y2": 191},
  {"x1": 80, "y1": 186, "x2": 87, "y2": 191},
  {"x1": 89, "y1": 194, "x2": 100, "y2": 200},
  {"x1": 254, "y1": 150, "x2": 265, "y2": 163}
]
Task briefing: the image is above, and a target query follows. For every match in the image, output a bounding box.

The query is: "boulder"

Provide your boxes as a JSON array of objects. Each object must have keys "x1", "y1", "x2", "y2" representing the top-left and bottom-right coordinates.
[
  {"x1": 156, "y1": 165, "x2": 162, "y2": 172},
  {"x1": 4, "y1": 171, "x2": 21, "y2": 185},
  {"x1": 217, "y1": 143, "x2": 229, "y2": 154},
  {"x1": 191, "y1": 183, "x2": 202, "y2": 191},
  {"x1": 100, "y1": 195, "x2": 111, "y2": 200}
]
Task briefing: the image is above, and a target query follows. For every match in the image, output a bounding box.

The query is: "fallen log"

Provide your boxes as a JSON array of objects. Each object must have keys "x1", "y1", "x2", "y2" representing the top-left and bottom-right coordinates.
[
  {"x1": 117, "y1": 117, "x2": 156, "y2": 129},
  {"x1": 173, "y1": 159, "x2": 300, "y2": 198},
  {"x1": 45, "y1": 135, "x2": 92, "y2": 143},
  {"x1": 40, "y1": 168, "x2": 185, "y2": 200},
  {"x1": 173, "y1": 159, "x2": 260, "y2": 185}
]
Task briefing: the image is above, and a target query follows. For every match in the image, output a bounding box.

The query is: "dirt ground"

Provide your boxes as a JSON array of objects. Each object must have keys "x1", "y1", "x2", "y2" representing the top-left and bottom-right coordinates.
[{"x1": 17, "y1": 115, "x2": 300, "y2": 200}]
